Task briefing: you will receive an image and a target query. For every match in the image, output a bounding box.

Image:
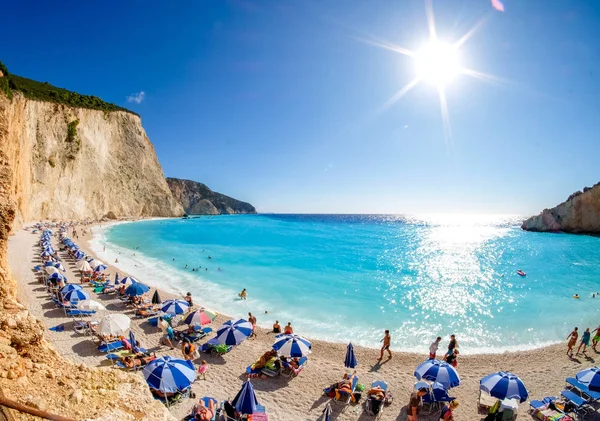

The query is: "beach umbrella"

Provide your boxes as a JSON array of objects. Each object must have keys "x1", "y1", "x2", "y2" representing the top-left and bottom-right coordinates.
[
  {"x1": 60, "y1": 284, "x2": 82, "y2": 294},
  {"x1": 40, "y1": 250, "x2": 53, "y2": 257},
  {"x1": 114, "y1": 273, "x2": 120, "y2": 285},
  {"x1": 44, "y1": 261, "x2": 55, "y2": 267},
  {"x1": 76, "y1": 260, "x2": 92, "y2": 272},
  {"x1": 85, "y1": 256, "x2": 94, "y2": 262},
  {"x1": 576, "y1": 367, "x2": 600, "y2": 392},
  {"x1": 48, "y1": 272, "x2": 66, "y2": 282},
  {"x1": 98, "y1": 314, "x2": 130, "y2": 336},
  {"x1": 215, "y1": 319, "x2": 252, "y2": 345},
  {"x1": 316, "y1": 402, "x2": 332, "y2": 421},
  {"x1": 480, "y1": 371, "x2": 528, "y2": 403},
  {"x1": 129, "y1": 330, "x2": 138, "y2": 349},
  {"x1": 120, "y1": 276, "x2": 138, "y2": 285},
  {"x1": 231, "y1": 380, "x2": 259, "y2": 414},
  {"x1": 76, "y1": 299, "x2": 106, "y2": 311},
  {"x1": 45, "y1": 266, "x2": 60, "y2": 275},
  {"x1": 151, "y1": 290, "x2": 162, "y2": 305},
  {"x1": 344, "y1": 343, "x2": 358, "y2": 369},
  {"x1": 414, "y1": 359, "x2": 460, "y2": 389},
  {"x1": 62, "y1": 288, "x2": 89, "y2": 302},
  {"x1": 74, "y1": 250, "x2": 85, "y2": 260},
  {"x1": 94, "y1": 264, "x2": 108, "y2": 273},
  {"x1": 273, "y1": 334, "x2": 312, "y2": 358},
  {"x1": 143, "y1": 356, "x2": 196, "y2": 393},
  {"x1": 52, "y1": 262, "x2": 66, "y2": 272},
  {"x1": 184, "y1": 309, "x2": 217, "y2": 326},
  {"x1": 161, "y1": 299, "x2": 190, "y2": 315},
  {"x1": 87, "y1": 259, "x2": 104, "y2": 269},
  {"x1": 125, "y1": 282, "x2": 150, "y2": 296}
]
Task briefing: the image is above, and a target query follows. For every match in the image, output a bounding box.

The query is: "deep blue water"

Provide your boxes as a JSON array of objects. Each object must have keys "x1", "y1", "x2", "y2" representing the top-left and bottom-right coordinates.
[{"x1": 90, "y1": 214, "x2": 600, "y2": 353}]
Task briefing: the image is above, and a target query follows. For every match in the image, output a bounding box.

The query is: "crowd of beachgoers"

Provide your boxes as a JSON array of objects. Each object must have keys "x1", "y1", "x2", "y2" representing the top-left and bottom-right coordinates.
[{"x1": 7, "y1": 219, "x2": 600, "y2": 421}]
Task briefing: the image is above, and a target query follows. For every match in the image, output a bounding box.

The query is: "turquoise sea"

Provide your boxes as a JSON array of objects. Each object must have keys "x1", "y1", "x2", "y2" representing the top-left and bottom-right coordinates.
[{"x1": 90, "y1": 214, "x2": 600, "y2": 354}]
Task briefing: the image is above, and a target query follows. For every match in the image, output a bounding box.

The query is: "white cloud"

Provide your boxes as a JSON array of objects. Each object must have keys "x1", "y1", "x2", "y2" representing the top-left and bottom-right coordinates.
[{"x1": 126, "y1": 91, "x2": 145, "y2": 104}]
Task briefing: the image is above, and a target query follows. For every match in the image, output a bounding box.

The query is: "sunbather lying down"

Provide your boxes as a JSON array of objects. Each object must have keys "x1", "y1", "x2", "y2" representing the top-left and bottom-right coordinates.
[
  {"x1": 136, "y1": 308, "x2": 157, "y2": 317},
  {"x1": 252, "y1": 350, "x2": 279, "y2": 371},
  {"x1": 193, "y1": 399, "x2": 215, "y2": 421},
  {"x1": 337, "y1": 372, "x2": 357, "y2": 393},
  {"x1": 121, "y1": 355, "x2": 156, "y2": 368},
  {"x1": 367, "y1": 385, "x2": 386, "y2": 400}
]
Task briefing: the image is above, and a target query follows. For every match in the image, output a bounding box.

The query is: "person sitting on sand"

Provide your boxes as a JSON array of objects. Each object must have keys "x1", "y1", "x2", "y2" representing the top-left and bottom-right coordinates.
[
  {"x1": 577, "y1": 327, "x2": 591, "y2": 355},
  {"x1": 253, "y1": 350, "x2": 278, "y2": 370},
  {"x1": 284, "y1": 322, "x2": 294, "y2": 334},
  {"x1": 567, "y1": 327, "x2": 578, "y2": 357},
  {"x1": 184, "y1": 292, "x2": 193, "y2": 307},
  {"x1": 440, "y1": 400, "x2": 459, "y2": 421},
  {"x1": 192, "y1": 398, "x2": 215, "y2": 421},
  {"x1": 273, "y1": 320, "x2": 281, "y2": 334},
  {"x1": 444, "y1": 349, "x2": 459, "y2": 367},
  {"x1": 238, "y1": 288, "x2": 247, "y2": 300}
]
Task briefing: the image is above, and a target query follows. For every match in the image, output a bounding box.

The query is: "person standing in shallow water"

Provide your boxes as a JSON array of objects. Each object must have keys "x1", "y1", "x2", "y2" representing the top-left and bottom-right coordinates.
[
  {"x1": 577, "y1": 327, "x2": 591, "y2": 355},
  {"x1": 378, "y1": 330, "x2": 392, "y2": 360},
  {"x1": 566, "y1": 327, "x2": 578, "y2": 357}
]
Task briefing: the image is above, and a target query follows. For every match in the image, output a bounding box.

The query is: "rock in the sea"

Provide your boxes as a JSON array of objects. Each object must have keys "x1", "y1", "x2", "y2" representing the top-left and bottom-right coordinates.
[
  {"x1": 522, "y1": 182, "x2": 600, "y2": 234},
  {"x1": 167, "y1": 177, "x2": 256, "y2": 215}
]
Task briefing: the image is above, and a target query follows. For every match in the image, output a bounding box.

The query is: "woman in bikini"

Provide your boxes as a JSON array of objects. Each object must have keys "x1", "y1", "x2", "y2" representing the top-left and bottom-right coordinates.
[
  {"x1": 567, "y1": 327, "x2": 578, "y2": 357},
  {"x1": 193, "y1": 399, "x2": 215, "y2": 421}
]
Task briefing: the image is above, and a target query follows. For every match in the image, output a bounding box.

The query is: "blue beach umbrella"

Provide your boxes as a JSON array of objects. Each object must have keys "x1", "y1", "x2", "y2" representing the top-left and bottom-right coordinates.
[
  {"x1": 40, "y1": 250, "x2": 53, "y2": 257},
  {"x1": 74, "y1": 250, "x2": 85, "y2": 260},
  {"x1": 414, "y1": 359, "x2": 460, "y2": 389},
  {"x1": 94, "y1": 264, "x2": 108, "y2": 273},
  {"x1": 125, "y1": 282, "x2": 150, "y2": 296},
  {"x1": 160, "y1": 299, "x2": 190, "y2": 315},
  {"x1": 129, "y1": 330, "x2": 138, "y2": 349},
  {"x1": 52, "y1": 262, "x2": 66, "y2": 272},
  {"x1": 215, "y1": 319, "x2": 253, "y2": 345},
  {"x1": 480, "y1": 371, "x2": 528, "y2": 403},
  {"x1": 576, "y1": 367, "x2": 600, "y2": 392},
  {"x1": 143, "y1": 356, "x2": 196, "y2": 393},
  {"x1": 48, "y1": 273, "x2": 66, "y2": 282},
  {"x1": 114, "y1": 273, "x2": 120, "y2": 285},
  {"x1": 273, "y1": 334, "x2": 312, "y2": 358},
  {"x1": 120, "y1": 276, "x2": 138, "y2": 285},
  {"x1": 60, "y1": 284, "x2": 82, "y2": 294},
  {"x1": 63, "y1": 288, "x2": 89, "y2": 302},
  {"x1": 344, "y1": 343, "x2": 358, "y2": 369},
  {"x1": 231, "y1": 380, "x2": 259, "y2": 414}
]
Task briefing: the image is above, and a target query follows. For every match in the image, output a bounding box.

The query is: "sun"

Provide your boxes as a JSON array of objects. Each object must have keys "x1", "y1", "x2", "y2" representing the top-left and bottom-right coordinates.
[{"x1": 415, "y1": 41, "x2": 461, "y2": 87}]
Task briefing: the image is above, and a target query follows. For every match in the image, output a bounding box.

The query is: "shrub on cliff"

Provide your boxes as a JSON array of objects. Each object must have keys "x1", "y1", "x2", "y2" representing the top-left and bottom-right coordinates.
[{"x1": 0, "y1": 60, "x2": 12, "y2": 100}]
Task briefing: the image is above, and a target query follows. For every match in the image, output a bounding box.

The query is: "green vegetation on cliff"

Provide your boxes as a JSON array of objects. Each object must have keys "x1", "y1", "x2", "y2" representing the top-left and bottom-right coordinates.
[{"x1": 0, "y1": 60, "x2": 137, "y2": 115}]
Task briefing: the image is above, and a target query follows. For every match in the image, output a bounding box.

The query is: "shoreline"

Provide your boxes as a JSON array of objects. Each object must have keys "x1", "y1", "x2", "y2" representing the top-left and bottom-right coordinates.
[
  {"x1": 8, "y1": 221, "x2": 599, "y2": 421},
  {"x1": 90, "y1": 218, "x2": 564, "y2": 356}
]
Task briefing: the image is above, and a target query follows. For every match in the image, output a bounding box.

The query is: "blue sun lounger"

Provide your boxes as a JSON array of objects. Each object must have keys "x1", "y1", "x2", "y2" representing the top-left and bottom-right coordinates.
[
  {"x1": 199, "y1": 338, "x2": 232, "y2": 355},
  {"x1": 97, "y1": 341, "x2": 124, "y2": 353},
  {"x1": 566, "y1": 377, "x2": 600, "y2": 401},
  {"x1": 66, "y1": 309, "x2": 96, "y2": 317},
  {"x1": 189, "y1": 397, "x2": 218, "y2": 421},
  {"x1": 561, "y1": 389, "x2": 591, "y2": 418},
  {"x1": 330, "y1": 374, "x2": 359, "y2": 409},
  {"x1": 365, "y1": 380, "x2": 388, "y2": 419}
]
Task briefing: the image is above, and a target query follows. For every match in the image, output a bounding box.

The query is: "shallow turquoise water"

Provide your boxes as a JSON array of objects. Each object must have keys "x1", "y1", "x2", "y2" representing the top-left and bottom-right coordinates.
[{"x1": 90, "y1": 214, "x2": 600, "y2": 353}]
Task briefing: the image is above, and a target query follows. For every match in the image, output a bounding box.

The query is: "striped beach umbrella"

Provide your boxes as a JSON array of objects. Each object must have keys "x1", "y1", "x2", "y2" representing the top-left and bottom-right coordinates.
[
  {"x1": 161, "y1": 299, "x2": 190, "y2": 315},
  {"x1": 119, "y1": 276, "x2": 138, "y2": 285},
  {"x1": 184, "y1": 309, "x2": 217, "y2": 326},
  {"x1": 62, "y1": 288, "x2": 89, "y2": 302},
  {"x1": 74, "y1": 250, "x2": 85, "y2": 260},
  {"x1": 576, "y1": 367, "x2": 600, "y2": 392},
  {"x1": 232, "y1": 380, "x2": 259, "y2": 414},
  {"x1": 48, "y1": 273, "x2": 66, "y2": 282},
  {"x1": 60, "y1": 284, "x2": 82, "y2": 294},
  {"x1": 52, "y1": 262, "x2": 66, "y2": 272},
  {"x1": 125, "y1": 282, "x2": 150, "y2": 296},
  {"x1": 273, "y1": 334, "x2": 312, "y2": 358},
  {"x1": 45, "y1": 266, "x2": 60, "y2": 275},
  {"x1": 40, "y1": 250, "x2": 53, "y2": 257},
  {"x1": 480, "y1": 372, "x2": 528, "y2": 402},
  {"x1": 215, "y1": 319, "x2": 252, "y2": 345},
  {"x1": 93, "y1": 264, "x2": 108, "y2": 273},
  {"x1": 143, "y1": 356, "x2": 196, "y2": 393},
  {"x1": 414, "y1": 359, "x2": 460, "y2": 389},
  {"x1": 316, "y1": 402, "x2": 332, "y2": 421},
  {"x1": 98, "y1": 314, "x2": 130, "y2": 335},
  {"x1": 344, "y1": 343, "x2": 358, "y2": 369},
  {"x1": 87, "y1": 259, "x2": 104, "y2": 269}
]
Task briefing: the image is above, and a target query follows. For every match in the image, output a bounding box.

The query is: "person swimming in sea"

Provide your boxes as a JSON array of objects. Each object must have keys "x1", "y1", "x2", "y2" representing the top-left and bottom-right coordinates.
[
  {"x1": 185, "y1": 264, "x2": 188, "y2": 269},
  {"x1": 208, "y1": 256, "x2": 212, "y2": 259},
  {"x1": 238, "y1": 289, "x2": 247, "y2": 300}
]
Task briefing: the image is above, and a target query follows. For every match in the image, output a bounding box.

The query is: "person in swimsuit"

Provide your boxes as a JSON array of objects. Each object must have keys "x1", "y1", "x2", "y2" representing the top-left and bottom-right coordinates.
[
  {"x1": 577, "y1": 327, "x2": 591, "y2": 355},
  {"x1": 284, "y1": 322, "x2": 294, "y2": 334},
  {"x1": 592, "y1": 325, "x2": 600, "y2": 351},
  {"x1": 567, "y1": 327, "x2": 578, "y2": 357},
  {"x1": 272, "y1": 320, "x2": 281, "y2": 334},
  {"x1": 440, "y1": 400, "x2": 459, "y2": 421},
  {"x1": 337, "y1": 372, "x2": 357, "y2": 394},
  {"x1": 248, "y1": 312, "x2": 257, "y2": 338},
  {"x1": 367, "y1": 385, "x2": 386, "y2": 400},
  {"x1": 193, "y1": 398, "x2": 215, "y2": 421},
  {"x1": 379, "y1": 330, "x2": 392, "y2": 360},
  {"x1": 238, "y1": 289, "x2": 247, "y2": 300}
]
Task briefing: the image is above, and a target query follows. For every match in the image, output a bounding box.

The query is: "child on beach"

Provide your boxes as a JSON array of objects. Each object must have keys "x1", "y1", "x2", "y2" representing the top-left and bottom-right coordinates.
[
  {"x1": 379, "y1": 330, "x2": 392, "y2": 360},
  {"x1": 567, "y1": 327, "x2": 578, "y2": 357},
  {"x1": 577, "y1": 327, "x2": 591, "y2": 355},
  {"x1": 198, "y1": 360, "x2": 209, "y2": 380}
]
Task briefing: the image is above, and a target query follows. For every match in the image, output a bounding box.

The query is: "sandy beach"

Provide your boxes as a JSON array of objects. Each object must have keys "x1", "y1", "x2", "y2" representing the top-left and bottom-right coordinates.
[{"x1": 8, "y1": 222, "x2": 600, "y2": 421}]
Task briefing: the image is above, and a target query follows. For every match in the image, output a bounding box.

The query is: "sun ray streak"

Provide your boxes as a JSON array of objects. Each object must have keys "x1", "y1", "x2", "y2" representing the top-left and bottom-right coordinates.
[
  {"x1": 460, "y1": 67, "x2": 515, "y2": 87},
  {"x1": 425, "y1": 0, "x2": 437, "y2": 42},
  {"x1": 438, "y1": 88, "x2": 452, "y2": 143},
  {"x1": 353, "y1": 36, "x2": 415, "y2": 57},
  {"x1": 379, "y1": 77, "x2": 422, "y2": 113},
  {"x1": 453, "y1": 16, "x2": 489, "y2": 49}
]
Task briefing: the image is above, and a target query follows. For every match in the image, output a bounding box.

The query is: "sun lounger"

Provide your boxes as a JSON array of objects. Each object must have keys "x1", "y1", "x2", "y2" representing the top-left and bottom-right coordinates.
[
  {"x1": 189, "y1": 397, "x2": 219, "y2": 421},
  {"x1": 561, "y1": 389, "x2": 591, "y2": 419},
  {"x1": 422, "y1": 382, "x2": 455, "y2": 414},
  {"x1": 364, "y1": 380, "x2": 389, "y2": 419},
  {"x1": 245, "y1": 365, "x2": 279, "y2": 378},
  {"x1": 97, "y1": 340, "x2": 124, "y2": 353},
  {"x1": 135, "y1": 308, "x2": 160, "y2": 319},
  {"x1": 565, "y1": 377, "x2": 600, "y2": 401},
  {"x1": 248, "y1": 404, "x2": 268, "y2": 421},
  {"x1": 175, "y1": 327, "x2": 213, "y2": 342},
  {"x1": 199, "y1": 338, "x2": 232, "y2": 355},
  {"x1": 66, "y1": 309, "x2": 96, "y2": 317},
  {"x1": 281, "y1": 356, "x2": 308, "y2": 377},
  {"x1": 329, "y1": 374, "x2": 359, "y2": 409}
]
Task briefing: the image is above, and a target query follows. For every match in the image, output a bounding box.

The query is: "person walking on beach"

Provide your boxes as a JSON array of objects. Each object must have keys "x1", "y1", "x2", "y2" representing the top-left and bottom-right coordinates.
[
  {"x1": 592, "y1": 325, "x2": 600, "y2": 351},
  {"x1": 408, "y1": 387, "x2": 428, "y2": 421},
  {"x1": 379, "y1": 330, "x2": 392, "y2": 361},
  {"x1": 248, "y1": 312, "x2": 257, "y2": 338},
  {"x1": 447, "y1": 334, "x2": 458, "y2": 353},
  {"x1": 429, "y1": 337, "x2": 441, "y2": 360},
  {"x1": 577, "y1": 327, "x2": 591, "y2": 355},
  {"x1": 567, "y1": 327, "x2": 578, "y2": 357}
]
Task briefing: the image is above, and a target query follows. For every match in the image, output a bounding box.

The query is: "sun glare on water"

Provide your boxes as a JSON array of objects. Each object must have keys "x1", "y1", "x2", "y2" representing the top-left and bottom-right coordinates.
[{"x1": 415, "y1": 41, "x2": 461, "y2": 87}]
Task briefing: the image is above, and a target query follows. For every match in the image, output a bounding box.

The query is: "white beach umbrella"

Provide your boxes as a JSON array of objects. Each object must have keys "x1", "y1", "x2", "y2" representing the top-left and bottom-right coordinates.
[
  {"x1": 45, "y1": 266, "x2": 60, "y2": 275},
  {"x1": 98, "y1": 314, "x2": 130, "y2": 336},
  {"x1": 87, "y1": 259, "x2": 104, "y2": 269},
  {"x1": 76, "y1": 260, "x2": 92, "y2": 272},
  {"x1": 77, "y1": 299, "x2": 106, "y2": 311}
]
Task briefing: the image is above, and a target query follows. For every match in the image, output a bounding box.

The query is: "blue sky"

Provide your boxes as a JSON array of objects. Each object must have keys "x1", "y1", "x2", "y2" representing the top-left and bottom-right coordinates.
[{"x1": 2, "y1": 0, "x2": 599, "y2": 214}]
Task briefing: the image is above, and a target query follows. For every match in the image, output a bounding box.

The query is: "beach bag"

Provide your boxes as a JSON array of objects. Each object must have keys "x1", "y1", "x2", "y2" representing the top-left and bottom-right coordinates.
[
  {"x1": 352, "y1": 392, "x2": 362, "y2": 403},
  {"x1": 385, "y1": 392, "x2": 393, "y2": 406},
  {"x1": 356, "y1": 383, "x2": 365, "y2": 392}
]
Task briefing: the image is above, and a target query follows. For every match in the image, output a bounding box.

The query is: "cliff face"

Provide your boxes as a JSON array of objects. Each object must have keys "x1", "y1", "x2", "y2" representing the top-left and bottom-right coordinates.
[
  {"x1": 522, "y1": 182, "x2": 600, "y2": 234},
  {"x1": 167, "y1": 177, "x2": 256, "y2": 215},
  {"x1": 0, "y1": 93, "x2": 183, "y2": 225}
]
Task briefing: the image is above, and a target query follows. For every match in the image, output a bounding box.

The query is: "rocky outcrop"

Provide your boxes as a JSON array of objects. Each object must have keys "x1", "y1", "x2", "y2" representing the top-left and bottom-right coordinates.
[
  {"x1": 166, "y1": 177, "x2": 256, "y2": 215},
  {"x1": 0, "y1": 93, "x2": 184, "y2": 225},
  {"x1": 522, "y1": 182, "x2": 600, "y2": 234}
]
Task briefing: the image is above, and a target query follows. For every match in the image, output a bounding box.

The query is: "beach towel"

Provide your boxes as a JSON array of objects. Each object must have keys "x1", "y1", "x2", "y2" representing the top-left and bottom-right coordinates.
[{"x1": 49, "y1": 325, "x2": 65, "y2": 332}]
